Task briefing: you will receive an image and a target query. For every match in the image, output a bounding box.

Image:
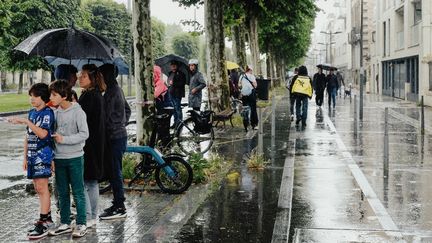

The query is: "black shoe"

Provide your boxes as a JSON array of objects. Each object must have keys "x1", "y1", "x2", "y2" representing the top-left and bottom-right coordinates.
[
  {"x1": 28, "y1": 221, "x2": 49, "y2": 240},
  {"x1": 302, "y1": 122, "x2": 306, "y2": 127},
  {"x1": 295, "y1": 120, "x2": 300, "y2": 126},
  {"x1": 99, "y1": 207, "x2": 127, "y2": 220},
  {"x1": 103, "y1": 205, "x2": 116, "y2": 213}
]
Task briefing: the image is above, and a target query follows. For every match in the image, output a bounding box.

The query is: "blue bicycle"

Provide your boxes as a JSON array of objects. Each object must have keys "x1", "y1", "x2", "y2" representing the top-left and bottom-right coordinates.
[{"x1": 100, "y1": 113, "x2": 193, "y2": 194}]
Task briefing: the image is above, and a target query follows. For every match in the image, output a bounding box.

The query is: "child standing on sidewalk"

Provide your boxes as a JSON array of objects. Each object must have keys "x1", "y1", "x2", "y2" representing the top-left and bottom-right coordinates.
[
  {"x1": 48, "y1": 80, "x2": 89, "y2": 238},
  {"x1": 8, "y1": 83, "x2": 55, "y2": 240}
]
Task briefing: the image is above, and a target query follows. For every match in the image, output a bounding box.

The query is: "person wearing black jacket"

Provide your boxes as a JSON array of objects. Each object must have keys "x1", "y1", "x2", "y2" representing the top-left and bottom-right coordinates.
[
  {"x1": 168, "y1": 61, "x2": 187, "y2": 127},
  {"x1": 77, "y1": 64, "x2": 106, "y2": 229},
  {"x1": 326, "y1": 68, "x2": 339, "y2": 109},
  {"x1": 313, "y1": 65, "x2": 326, "y2": 108},
  {"x1": 98, "y1": 64, "x2": 131, "y2": 220}
]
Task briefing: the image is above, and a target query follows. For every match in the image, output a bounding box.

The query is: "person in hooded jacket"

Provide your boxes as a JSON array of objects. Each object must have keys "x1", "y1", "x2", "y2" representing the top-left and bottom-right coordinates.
[
  {"x1": 188, "y1": 59, "x2": 206, "y2": 111},
  {"x1": 77, "y1": 64, "x2": 106, "y2": 227},
  {"x1": 98, "y1": 64, "x2": 131, "y2": 220}
]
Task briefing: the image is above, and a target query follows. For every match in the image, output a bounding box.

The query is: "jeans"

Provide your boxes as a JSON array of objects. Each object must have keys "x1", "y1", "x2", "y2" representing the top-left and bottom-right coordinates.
[
  {"x1": 171, "y1": 96, "x2": 183, "y2": 125},
  {"x1": 328, "y1": 87, "x2": 337, "y2": 108},
  {"x1": 290, "y1": 96, "x2": 296, "y2": 115},
  {"x1": 55, "y1": 157, "x2": 86, "y2": 225},
  {"x1": 109, "y1": 137, "x2": 127, "y2": 209},
  {"x1": 84, "y1": 180, "x2": 99, "y2": 220},
  {"x1": 242, "y1": 95, "x2": 258, "y2": 127},
  {"x1": 295, "y1": 96, "x2": 309, "y2": 123}
]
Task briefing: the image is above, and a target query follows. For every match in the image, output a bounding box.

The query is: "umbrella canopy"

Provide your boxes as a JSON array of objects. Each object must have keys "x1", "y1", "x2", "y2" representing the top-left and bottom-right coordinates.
[
  {"x1": 317, "y1": 63, "x2": 336, "y2": 71},
  {"x1": 226, "y1": 61, "x2": 239, "y2": 70},
  {"x1": 44, "y1": 56, "x2": 129, "y2": 75},
  {"x1": 155, "y1": 54, "x2": 190, "y2": 84},
  {"x1": 14, "y1": 27, "x2": 128, "y2": 73}
]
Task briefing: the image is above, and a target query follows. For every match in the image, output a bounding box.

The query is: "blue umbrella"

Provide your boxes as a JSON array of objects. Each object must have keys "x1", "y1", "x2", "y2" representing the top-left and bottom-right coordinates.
[{"x1": 45, "y1": 56, "x2": 129, "y2": 75}]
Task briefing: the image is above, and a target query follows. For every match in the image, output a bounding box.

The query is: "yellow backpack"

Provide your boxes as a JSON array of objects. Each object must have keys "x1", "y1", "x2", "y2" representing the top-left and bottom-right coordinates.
[{"x1": 292, "y1": 75, "x2": 312, "y2": 98}]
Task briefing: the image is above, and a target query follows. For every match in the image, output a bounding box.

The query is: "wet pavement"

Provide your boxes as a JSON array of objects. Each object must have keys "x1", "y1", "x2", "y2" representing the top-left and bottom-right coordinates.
[
  {"x1": 2, "y1": 89, "x2": 432, "y2": 242},
  {"x1": 291, "y1": 91, "x2": 432, "y2": 242}
]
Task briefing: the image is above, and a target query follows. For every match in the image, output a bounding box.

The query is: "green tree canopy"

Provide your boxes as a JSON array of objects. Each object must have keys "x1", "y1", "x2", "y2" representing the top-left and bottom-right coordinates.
[
  {"x1": 171, "y1": 32, "x2": 199, "y2": 60},
  {"x1": 0, "y1": 0, "x2": 87, "y2": 70},
  {"x1": 151, "y1": 18, "x2": 167, "y2": 59}
]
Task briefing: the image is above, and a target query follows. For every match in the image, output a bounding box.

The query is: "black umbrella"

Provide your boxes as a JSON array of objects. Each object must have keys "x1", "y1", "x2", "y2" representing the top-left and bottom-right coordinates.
[
  {"x1": 14, "y1": 27, "x2": 129, "y2": 73},
  {"x1": 155, "y1": 54, "x2": 190, "y2": 84},
  {"x1": 317, "y1": 63, "x2": 336, "y2": 71}
]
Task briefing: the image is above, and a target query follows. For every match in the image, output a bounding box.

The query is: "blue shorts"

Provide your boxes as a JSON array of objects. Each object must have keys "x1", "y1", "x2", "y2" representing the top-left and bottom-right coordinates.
[{"x1": 27, "y1": 147, "x2": 53, "y2": 179}]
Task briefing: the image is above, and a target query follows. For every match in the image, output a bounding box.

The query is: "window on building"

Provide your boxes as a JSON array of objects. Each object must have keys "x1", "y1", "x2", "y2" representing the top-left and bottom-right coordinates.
[
  {"x1": 429, "y1": 62, "x2": 432, "y2": 91},
  {"x1": 383, "y1": 22, "x2": 386, "y2": 56},
  {"x1": 414, "y1": 1, "x2": 422, "y2": 24}
]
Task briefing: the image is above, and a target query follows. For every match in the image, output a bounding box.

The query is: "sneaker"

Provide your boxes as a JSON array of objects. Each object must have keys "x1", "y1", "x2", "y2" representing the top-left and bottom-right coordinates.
[
  {"x1": 27, "y1": 221, "x2": 49, "y2": 240},
  {"x1": 290, "y1": 114, "x2": 294, "y2": 121},
  {"x1": 72, "y1": 224, "x2": 87, "y2": 238},
  {"x1": 87, "y1": 219, "x2": 97, "y2": 228},
  {"x1": 48, "y1": 224, "x2": 72, "y2": 236},
  {"x1": 28, "y1": 219, "x2": 54, "y2": 233},
  {"x1": 99, "y1": 207, "x2": 127, "y2": 220},
  {"x1": 103, "y1": 205, "x2": 116, "y2": 213}
]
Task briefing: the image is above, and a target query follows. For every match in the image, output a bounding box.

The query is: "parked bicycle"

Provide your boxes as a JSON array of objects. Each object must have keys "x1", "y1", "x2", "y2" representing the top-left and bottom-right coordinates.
[
  {"x1": 100, "y1": 112, "x2": 193, "y2": 194},
  {"x1": 125, "y1": 107, "x2": 214, "y2": 155}
]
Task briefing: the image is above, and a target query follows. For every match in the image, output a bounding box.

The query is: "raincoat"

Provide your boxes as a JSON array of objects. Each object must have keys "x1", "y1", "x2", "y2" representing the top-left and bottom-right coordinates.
[{"x1": 188, "y1": 70, "x2": 206, "y2": 109}]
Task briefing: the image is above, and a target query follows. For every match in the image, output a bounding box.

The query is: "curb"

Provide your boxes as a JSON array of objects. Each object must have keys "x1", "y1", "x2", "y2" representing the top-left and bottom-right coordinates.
[{"x1": 0, "y1": 110, "x2": 28, "y2": 117}]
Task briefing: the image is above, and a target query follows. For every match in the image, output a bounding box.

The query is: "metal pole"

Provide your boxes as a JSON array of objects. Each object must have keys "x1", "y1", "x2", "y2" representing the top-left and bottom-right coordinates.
[
  {"x1": 421, "y1": 95, "x2": 425, "y2": 135},
  {"x1": 359, "y1": 0, "x2": 364, "y2": 121},
  {"x1": 354, "y1": 95, "x2": 357, "y2": 137},
  {"x1": 258, "y1": 107, "x2": 263, "y2": 154},
  {"x1": 271, "y1": 96, "x2": 276, "y2": 141},
  {"x1": 384, "y1": 107, "x2": 389, "y2": 178}
]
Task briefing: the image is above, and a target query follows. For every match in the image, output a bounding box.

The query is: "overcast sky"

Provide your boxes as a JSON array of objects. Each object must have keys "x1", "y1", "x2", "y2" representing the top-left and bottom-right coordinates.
[{"x1": 114, "y1": 0, "x2": 205, "y2": 31}]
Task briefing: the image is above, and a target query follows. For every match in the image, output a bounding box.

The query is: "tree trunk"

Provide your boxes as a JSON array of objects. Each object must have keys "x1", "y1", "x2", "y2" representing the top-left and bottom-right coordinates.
[
  {"x1": 18, "y1": 71, "x2": 23, "y2": 94},
  {"x1": 205, "y1": 0, "x2": 229, "y2": 110},
  {"x1": 133, "y1": 0, "x2": 154, "y2": 146},
  {"x1": 247, "y1": 16, "x2": 261, "y2": 76},
  {"x1": 231, "y1": 24, "x2": 247, "y2": 70}
]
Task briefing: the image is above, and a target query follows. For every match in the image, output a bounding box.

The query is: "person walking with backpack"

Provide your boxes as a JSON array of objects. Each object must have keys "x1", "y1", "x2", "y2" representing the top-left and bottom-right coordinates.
[
  {"x1": 239, "y1": 65, "x2": 258, "y2": 131},
  {"x1": 289, "y1": 66, "x2": 313, "y2": 127}
]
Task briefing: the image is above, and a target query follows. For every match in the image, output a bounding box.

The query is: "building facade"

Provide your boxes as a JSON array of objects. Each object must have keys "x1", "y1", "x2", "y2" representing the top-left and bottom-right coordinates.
[{"x1": 374, "y1": 0, "x2": 432, "y2": 105}]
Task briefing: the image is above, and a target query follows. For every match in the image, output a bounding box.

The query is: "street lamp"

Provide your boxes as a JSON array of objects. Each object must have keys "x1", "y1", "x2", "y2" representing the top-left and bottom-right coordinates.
[
  {"x1": 359, "y1": 0, "x2": 364, "y2": 120},
  {"x1": 320, "y1": 31, "x2": 341, "y2": 64}
]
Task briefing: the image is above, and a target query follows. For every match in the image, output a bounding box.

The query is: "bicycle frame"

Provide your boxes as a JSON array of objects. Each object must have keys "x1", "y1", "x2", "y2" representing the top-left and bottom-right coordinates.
[{"x1": 126, "y1": 146, "x2": 175, "y2": 177}]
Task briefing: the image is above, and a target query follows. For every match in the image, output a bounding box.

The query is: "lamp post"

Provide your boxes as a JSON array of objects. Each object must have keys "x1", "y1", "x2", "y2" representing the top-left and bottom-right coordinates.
[
  {"x1": 359, "y1": 0, "x2": 364, "y2": 120},
  {"x1": 320, "y1": 31, "x2": 341, "y2": 64}
]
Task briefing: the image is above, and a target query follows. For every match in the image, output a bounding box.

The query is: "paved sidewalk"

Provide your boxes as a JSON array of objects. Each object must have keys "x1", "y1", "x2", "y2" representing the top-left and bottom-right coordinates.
[{"x1": 291, "y1": 91, "x2": 432, "y2": 242}]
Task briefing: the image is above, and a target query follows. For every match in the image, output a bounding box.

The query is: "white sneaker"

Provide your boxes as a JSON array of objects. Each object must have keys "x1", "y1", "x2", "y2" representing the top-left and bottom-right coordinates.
[
  {"x1": 48, "y1": 224, "x2": 72, "y2": 236},
  {"x1": 72, "y1": 224, "x2": 87, "y2": 238},
  {"x1": 86, "y1": 219, "x2": 97, "y2": 228}
]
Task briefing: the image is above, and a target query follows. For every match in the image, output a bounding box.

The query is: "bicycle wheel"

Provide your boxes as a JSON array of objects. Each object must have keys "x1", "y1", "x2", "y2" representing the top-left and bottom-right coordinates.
[
  {"x1": 155, "y1": 156, "x2": 193, "y2": 194},
  {"x1": 126, "y1": 120, "x2": 137, "y2": 144},
  {"x1": 177, "y1": 118, "x2": 214, "y2": 155}
]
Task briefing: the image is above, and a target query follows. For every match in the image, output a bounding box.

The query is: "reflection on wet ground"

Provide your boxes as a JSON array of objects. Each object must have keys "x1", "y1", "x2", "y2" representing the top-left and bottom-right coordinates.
[{"x1": 175, "y1": 97, "x2": 291, "y2": 242}]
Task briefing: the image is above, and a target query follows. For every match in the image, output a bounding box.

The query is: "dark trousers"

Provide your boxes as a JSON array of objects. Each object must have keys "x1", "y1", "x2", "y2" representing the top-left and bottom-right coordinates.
[
  {"x1": 242, "y1": 95, "x2": 258, "y2": 128},
  {"x1": 109, "y1": 137, "x2": 127, "y2": 209},
  {"x1": 171, "y1": 96, "x2": 183, "y2": 125},
  {"x1": 328, "y1": 87, "x2": 337, "y2": 108},
  {"x1": 295, "y1": 96, "x2": 309, "y2": 123},
  {"x1": 315, "y1": 89, "x2": 324, "y2": 107},
  {"x1": 290, "y1": 96, "x2": 296, "y2": 115}
]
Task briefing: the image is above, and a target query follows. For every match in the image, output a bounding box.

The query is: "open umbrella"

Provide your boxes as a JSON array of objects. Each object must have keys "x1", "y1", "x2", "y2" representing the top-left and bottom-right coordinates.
[
  {"x1": 317, "y1": 63, "x2": 336, "y2": 71},
  {"x1": 154, "y1": 54, "x2": 190, "y2": 84},
  {"x1": 226, "y1": 61, "x2": 239, "y2": 70},
  {"x1": 14, "y1": 27, "x2": 129, "y2": 73},
  {"x1": 44, "y1": 56, "x2": 129, "y2": 75}
]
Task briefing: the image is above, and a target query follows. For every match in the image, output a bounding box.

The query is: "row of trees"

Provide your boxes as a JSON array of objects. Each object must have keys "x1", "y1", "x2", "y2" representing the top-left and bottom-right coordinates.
[
  {"x1": 0, "y1": 0, "x2": 200, "y2": 92},
  {"x1": 132, "y1": 0, "x2": 316, "y2": 144},
  {"x1": 171, "y1": 0, "x2": 316, "y2": 110}
]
